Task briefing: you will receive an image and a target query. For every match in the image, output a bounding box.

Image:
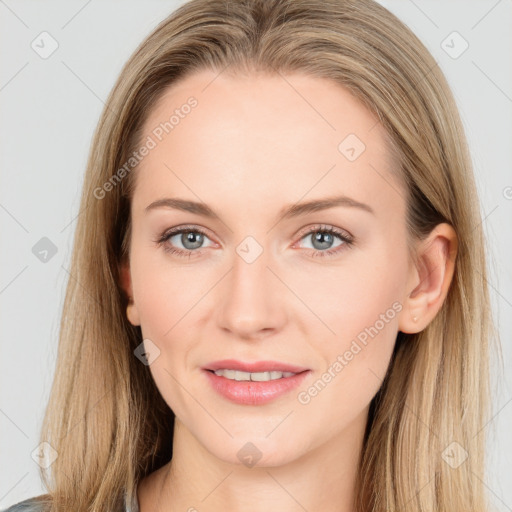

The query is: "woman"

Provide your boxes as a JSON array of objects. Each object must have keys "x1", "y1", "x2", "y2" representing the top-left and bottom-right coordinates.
[{"x1": 2, "y1": 0, "x2": 499, "y2": 511}]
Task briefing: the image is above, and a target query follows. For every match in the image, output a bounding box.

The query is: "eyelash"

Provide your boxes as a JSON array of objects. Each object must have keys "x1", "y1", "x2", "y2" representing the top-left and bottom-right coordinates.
[{"x1": 154, "y1": 224, "x2": 354, "y2": 259}]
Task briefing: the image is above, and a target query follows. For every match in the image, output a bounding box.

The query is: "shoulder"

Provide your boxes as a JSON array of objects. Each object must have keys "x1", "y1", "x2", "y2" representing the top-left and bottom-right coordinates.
[{"x1": 1, "y1": 496, "x2": 49, "y2": 512}]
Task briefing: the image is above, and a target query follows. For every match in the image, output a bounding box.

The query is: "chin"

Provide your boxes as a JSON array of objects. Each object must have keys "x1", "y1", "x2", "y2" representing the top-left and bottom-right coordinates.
[{"x1": 206, "y1": 436, "x2": 302, "y2": 469}]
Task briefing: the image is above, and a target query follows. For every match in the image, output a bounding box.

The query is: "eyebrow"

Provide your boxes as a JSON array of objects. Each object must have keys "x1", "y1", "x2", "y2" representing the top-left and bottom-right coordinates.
[{"x1": 144, "y1": 195, "x2": 375, "y2": 220}]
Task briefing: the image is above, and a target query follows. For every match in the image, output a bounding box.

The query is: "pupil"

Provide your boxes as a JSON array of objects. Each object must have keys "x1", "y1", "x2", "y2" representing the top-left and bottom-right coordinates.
[
  {"x1": 182, "y1": 232, "x2": 203, "y2": 249},
  {"x1": 313, "y1": 231, "x2": 333, "y2": 250}
]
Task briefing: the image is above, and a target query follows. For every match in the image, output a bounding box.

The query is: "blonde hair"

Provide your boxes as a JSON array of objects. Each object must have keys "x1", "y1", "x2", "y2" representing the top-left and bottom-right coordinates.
[{"x1": 29, "y1": 0, "x2": 499, "y2": 511}]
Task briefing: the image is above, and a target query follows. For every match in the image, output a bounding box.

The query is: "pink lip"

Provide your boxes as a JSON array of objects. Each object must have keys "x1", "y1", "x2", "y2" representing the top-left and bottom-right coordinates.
[
  {"x1": 203, "y1": 368, "x2": 311, "y2": 406},
  {"x1": 204, "y1": 359, "x2": 309, "y2": 373}
]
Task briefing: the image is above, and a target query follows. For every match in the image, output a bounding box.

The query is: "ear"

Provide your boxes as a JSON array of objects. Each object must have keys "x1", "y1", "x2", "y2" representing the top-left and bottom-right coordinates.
[
  {"x1": 398, "y1": 223, "x2": 458, "y2": 334},
  {"x1": 119, "y1": 260, "x2": 141, "y2": 326}
]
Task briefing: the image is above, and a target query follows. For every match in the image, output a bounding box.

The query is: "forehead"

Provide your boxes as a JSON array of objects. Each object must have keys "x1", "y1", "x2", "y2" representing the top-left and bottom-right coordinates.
[{"x1": 132, "y1": 69, "x2": 403, "y2": 215}]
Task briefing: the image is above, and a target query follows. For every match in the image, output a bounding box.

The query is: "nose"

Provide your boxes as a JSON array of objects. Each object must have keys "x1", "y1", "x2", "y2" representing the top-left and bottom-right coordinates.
[{"x1": 216, "y1": 241, "x2": 287, "y2": 340}]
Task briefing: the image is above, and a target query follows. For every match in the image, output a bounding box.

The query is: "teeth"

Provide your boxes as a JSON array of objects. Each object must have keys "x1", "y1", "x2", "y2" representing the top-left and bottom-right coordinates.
[{"x1": 213, "y1": 369, "x2": 296, "y2": 381}]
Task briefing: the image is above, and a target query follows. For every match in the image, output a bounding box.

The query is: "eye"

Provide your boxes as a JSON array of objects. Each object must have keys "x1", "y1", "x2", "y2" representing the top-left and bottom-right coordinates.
[
  {"x1": 295, "y1": 224, "x2": 354, "y2": 258},
  {"x1": 154, "y1": 225, "x2": 215, "y2": 258},
  {"x1": 154, "y1": 223, "x2": 354, "y2": 259}
]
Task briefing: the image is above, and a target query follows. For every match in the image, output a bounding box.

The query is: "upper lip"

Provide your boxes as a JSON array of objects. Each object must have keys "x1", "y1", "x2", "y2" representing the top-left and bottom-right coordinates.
[{"x1": 204, "y1": 359, "x2": 309, "y2": 373}]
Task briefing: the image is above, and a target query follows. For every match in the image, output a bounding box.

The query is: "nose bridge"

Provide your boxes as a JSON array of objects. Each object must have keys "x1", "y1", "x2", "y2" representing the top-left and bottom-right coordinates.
[{"x1": 216, "y1": 235, "x2": 285, "y2": 337}]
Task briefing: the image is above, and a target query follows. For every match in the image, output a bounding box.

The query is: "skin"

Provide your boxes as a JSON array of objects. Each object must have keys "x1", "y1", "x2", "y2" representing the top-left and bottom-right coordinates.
[{"x1": 120, "y1": 69, "x2": 457, "y2": 512}]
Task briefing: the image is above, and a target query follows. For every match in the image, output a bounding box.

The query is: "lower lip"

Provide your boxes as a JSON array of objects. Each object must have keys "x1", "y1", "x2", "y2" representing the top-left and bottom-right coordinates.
[{"x1": 203, "y1": 369, "x2": 311, "y2": 405}]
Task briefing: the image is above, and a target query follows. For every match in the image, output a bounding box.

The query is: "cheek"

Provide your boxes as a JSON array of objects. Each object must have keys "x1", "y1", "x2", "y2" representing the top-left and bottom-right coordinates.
[
  {"x1": 295, "y1": 272, "x2": 401, "y2": 434},
  {"x1": 295, "y1": 252, "x2": 404, "y2": 341},
  {"x1": 130, "y1": 245, "x2": 211, "y2": 337},
  {"x1": 299, "y1": 250, "x2": 405, "y2": 390}
]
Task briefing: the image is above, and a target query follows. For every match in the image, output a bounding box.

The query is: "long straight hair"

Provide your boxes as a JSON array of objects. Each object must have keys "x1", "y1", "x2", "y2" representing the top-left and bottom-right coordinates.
[{"x1": 30, "y1": 0, "x2": 499, "y2": 510}]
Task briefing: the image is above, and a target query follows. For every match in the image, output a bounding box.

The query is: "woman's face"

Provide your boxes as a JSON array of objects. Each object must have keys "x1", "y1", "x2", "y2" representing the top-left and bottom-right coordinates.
[{"x1": 122, "y1": 69, "x2": 418, "y2": 466}]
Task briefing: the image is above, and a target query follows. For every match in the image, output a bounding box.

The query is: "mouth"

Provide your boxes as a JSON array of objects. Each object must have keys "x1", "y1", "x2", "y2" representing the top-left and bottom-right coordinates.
[
  {"x1": 205, "y1": 368, "x2": 301, "y2": 381},
  {"x1": 203, "y1": 358, "x2": 309, "y2": 374},
  {"x1": 202, "y1": 359, "x2": 311, "y2": 405}
]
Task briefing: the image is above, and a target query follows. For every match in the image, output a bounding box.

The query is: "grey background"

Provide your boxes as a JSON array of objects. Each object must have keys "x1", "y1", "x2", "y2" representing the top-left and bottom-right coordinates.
[{"x1": 1, "y1": 0, "x2": 511, "y2": 509}]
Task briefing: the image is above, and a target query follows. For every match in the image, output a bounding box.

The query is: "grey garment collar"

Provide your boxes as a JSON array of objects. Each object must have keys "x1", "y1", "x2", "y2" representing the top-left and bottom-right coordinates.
[{"x1": 124, "y1": 490, "x2": 140, "y2": 512}]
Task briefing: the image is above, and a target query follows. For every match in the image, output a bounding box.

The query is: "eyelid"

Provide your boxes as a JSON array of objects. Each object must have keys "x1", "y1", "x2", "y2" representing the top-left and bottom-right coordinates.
[
  {"x1": 158, "y1": 224, "x2": 352, "y2": 245},
  {"x1": 159, "y1": 224, "x2": 218, "y2": 244},
  {"x1": 156, "y1": 222, "x2": 354, "y2": 258},
  {"x1": 294, "y1": 223, "x2": 353, "y2": 241}
]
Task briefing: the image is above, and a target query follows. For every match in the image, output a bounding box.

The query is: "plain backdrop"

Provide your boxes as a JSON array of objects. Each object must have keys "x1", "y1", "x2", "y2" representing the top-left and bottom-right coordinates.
[{"x1": 1, "y1": 0, "x2": 511, "y2": 509}]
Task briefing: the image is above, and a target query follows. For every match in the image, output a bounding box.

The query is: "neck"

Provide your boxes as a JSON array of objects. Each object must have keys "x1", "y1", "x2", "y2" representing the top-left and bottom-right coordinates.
[{"x1": 138, "y1": 408, "x2": 368, "y2": 512}]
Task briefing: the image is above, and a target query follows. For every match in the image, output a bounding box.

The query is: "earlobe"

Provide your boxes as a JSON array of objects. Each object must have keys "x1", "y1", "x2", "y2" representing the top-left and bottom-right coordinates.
[
  {"x1": 398, "y1": 223, "x2": 458, "y2": 334},
  {"x1": 126, "y1": 302, "x2": 141, "y2": 326},
  {"x1": 120, "y1": 261, "x2": 141, "y2": 326}
]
